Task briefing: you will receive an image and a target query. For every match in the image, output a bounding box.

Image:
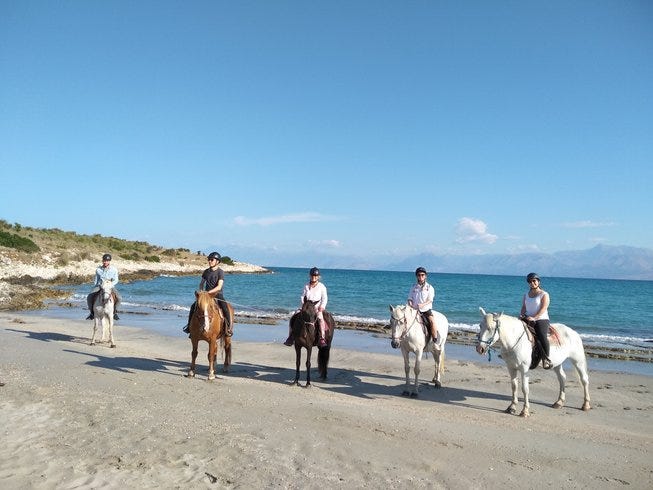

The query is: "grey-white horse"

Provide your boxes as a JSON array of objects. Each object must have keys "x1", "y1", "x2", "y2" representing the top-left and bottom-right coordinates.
[
  {"x1": 90, "y1": 279, "x2": 116, "y2": 348},
  {"x1": 476, "y1": 307, "x2": 590, "y2": 417},
  {"x1": 389, "y1": 304, "x2": 449, "y2": 396}
]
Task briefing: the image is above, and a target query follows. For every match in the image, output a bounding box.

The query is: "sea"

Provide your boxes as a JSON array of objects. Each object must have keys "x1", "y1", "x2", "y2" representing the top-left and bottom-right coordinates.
[{"x1": 30, "y1": 267, "x2": 653, "y2": 376}]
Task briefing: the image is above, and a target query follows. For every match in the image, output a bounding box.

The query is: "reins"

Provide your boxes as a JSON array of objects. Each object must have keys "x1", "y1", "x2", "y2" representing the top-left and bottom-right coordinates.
[{"x1": 479, "y1": 314, "x2": 528, "y2": 362}]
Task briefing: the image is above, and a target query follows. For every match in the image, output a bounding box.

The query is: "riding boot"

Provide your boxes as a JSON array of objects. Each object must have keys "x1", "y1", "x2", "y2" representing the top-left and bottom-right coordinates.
[
  {"x1": 182, "y1": 303, "x2": 195, "y2": 334},
  {"x1": 284, "y1": 330, "x2": 294, "y2": 346},
  {"x1": 86, "y1": 312, "x2": 94, "y2": 320}
]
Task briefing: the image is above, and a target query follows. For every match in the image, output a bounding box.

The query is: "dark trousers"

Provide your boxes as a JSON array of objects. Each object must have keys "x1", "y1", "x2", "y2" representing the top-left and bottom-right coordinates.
[{"x1": 533, "y1": 319, "x2": 551, "y2": 358}]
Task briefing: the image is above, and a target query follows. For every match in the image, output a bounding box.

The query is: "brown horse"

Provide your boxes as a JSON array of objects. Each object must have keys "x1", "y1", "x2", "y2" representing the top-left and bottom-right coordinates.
[
  {"x1": 290, "y1": 299, "x2": 335, "y2": 387},
  {"x1": 187, "y1": 291, "x2": 233, "y2": 380}
]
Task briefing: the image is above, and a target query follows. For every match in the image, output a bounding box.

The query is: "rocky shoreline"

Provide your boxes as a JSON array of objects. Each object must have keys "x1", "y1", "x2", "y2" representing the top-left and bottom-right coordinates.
[{"x1": 0, "y1": 251, "x2": 269, "y2": 311}]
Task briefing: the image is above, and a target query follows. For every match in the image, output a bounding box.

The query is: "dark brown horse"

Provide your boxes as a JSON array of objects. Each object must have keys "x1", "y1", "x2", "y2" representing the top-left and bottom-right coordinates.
[
  {"x1": 187, "y1": 291, "x2": 233, "y2": 380},
  {"x1": 290, "y1": 299, "x2": 335, "y2": 387}
]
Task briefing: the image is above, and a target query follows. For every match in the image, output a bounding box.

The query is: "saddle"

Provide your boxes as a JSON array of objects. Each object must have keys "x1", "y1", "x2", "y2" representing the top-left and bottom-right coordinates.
[{"x1": 520, "y1": 317, "x2": 560, "y2": 369}]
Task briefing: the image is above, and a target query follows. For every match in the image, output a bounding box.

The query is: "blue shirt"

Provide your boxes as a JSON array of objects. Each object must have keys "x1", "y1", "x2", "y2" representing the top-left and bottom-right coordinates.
[{"x1": 94, "y1": 265, "x2": 119, "y2": 286}]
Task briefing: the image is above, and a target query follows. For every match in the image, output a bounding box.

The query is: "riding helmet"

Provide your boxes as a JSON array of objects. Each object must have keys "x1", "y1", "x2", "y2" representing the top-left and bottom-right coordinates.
[
  {"x1": 309, "y1": 267, "x2": 320, "y2": 276},
  {"x1": 415, "y1": 267, "x2": 427, "y2": 276},
  {"x1": 208, "y1": 252, "x2": 221, "y2": 261},
  {"x1": 102, "y1": 253, "x2": 112, "y2": 261},
  {"x1": 526, "y1": 272, "x2": 540, "y2": 282}
]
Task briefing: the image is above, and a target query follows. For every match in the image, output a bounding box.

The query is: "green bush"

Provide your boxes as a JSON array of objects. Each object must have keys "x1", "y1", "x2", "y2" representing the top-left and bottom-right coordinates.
[
  {"x1": 144, "y1": 255, "x2": 160, "y2": 263},
  {"x1": 221, "y1": 256, "x2": 235, "y2": 266},
  {"x1": 0, "y1": 230, "x2": 40, "y2": 252}
]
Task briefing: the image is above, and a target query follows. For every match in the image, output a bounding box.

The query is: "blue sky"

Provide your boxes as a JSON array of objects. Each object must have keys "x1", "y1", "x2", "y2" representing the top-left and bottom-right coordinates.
[{"x1": 1, "y1": 2, "x2": 652, "y2": 267}]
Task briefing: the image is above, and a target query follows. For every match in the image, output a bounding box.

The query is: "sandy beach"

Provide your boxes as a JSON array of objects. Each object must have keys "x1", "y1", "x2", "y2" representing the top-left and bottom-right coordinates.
[{"x1": 1, "y1": 312, "x2": 652, "y2": 489}]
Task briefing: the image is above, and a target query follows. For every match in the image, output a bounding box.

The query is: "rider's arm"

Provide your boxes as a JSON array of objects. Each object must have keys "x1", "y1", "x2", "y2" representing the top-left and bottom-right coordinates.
[
  {"x1": 520, "y1": 295, "x2": 527, "y2": 317},
  {"x1": 319, "y1": 285, "x2": 328, "y2": 312},
  {"x1": 206, "y1": 279, "x2": 223, "y2": 295}
]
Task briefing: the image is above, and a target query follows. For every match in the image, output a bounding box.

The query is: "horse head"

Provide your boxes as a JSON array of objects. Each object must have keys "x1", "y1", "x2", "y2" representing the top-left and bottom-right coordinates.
[
  {"x1": 194, "y1": 291, "x2": 219, "y2": 332},
  {"x1": 476, "y1": 307, "x2": 502, "y2": 354},
  {"x1": 99, "y1": 279, "x2": 114, "y2": 303},
  {"x1": 389, "y1": 304, "x2": 412, "y2": 349},
  {"x1": 300, "y1": 299, "x2": 318, "y2": 326}
]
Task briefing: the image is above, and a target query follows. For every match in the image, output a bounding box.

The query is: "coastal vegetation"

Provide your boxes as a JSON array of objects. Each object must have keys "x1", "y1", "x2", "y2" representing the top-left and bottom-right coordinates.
[{"x1": 0, "y1": 219, "x2": 247, "y2": 310}]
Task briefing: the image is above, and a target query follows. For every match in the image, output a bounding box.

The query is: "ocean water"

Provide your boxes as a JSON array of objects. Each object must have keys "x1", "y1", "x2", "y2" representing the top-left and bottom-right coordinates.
[{"x1": 40, "y1": 267, "x2": 652, "y2": 374}]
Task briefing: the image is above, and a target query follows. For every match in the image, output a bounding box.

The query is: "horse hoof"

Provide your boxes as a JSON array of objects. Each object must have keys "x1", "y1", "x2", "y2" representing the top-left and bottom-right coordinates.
[
  {"x1": 519, "y1": 410, "x2": 530, "y2": 418},
  {"x1": 90, "y1": 342, "x2": 95, "y2": 346},
  {"x1": 433, "y1": 380, "x2": 442, "y2": 388},
  {"x1": 110, "y1": 344, "x2": 116, "y2": 348},
  {"x1": 187, "y1": 371, "x2": 195, "y2": 378},
  {"x1": 410, "y1": 392, "x2": 418, "y2": 398},
  {"x1": 552, "y1": 401, "x2": 564, "y2": 409},
  {"x1": 582, "y1": 402, "x2": 591, "y2": 411},
  {"x1": 401, "y1": 390, "x2": 410, "y2": 397},
  {"x1": 505, "y1": 407, "x2": 516, "y2": 415}
]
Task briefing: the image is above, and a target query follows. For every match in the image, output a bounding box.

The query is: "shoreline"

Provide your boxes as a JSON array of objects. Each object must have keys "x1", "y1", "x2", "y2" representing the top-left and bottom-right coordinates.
[{"x1": 1, "y1": 311, "x2": 652, "y2": 488}]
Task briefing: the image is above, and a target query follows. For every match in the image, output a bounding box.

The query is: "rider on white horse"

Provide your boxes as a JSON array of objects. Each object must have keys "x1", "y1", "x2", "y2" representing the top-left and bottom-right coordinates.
[
  {"x1": 520, "y1": 272, "x2": 552, "y2": 369},
  {"x1": 407, "y1": 267, "x2": 438, "y2": 343},
  {"x1": 86, "y1": 253, "x2": 121, "y2": 321}
]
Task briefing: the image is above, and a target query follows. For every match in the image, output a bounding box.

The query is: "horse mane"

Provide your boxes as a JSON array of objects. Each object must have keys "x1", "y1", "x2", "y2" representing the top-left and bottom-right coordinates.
[{"x1": 196, "y1": 291, "x2": 218, "y2": 314}]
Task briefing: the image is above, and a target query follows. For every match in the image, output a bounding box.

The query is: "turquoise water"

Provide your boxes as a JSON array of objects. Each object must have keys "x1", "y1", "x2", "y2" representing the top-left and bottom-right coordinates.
[{"x1": 57, "y1": 267, "x2": 651, "y2": 352}]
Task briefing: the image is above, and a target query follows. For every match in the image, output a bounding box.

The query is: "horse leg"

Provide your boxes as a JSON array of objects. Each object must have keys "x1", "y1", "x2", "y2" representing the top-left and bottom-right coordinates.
[
  {"x1": 431, "y1": 346, "x2": 444, "y2": 388},
  {"x1": 90, "y1": 316, "x2": 99, "y2": 345},
  {"x1": 108, "y1": 310, "x2": 115, "y2": 348},
  {"x1": 293, "y1": 345, "x2": 301, "y2": 386},
  {"x1": 505, "y1": 366, "x2": 519, "y2": 414},
  {"x1": 411, "y1": 349, "x2": 422, "y2": 397},
  {"x1": 519, "y1": 369, "x2": 531, "y2": 418},
  {"x1": 207, "y1": 338, "x2": 216, "y2": 380},
  {"x1": 552, "y1": 365, "x2": 567, "y2": 408},
  {"x1": 401, "y1": 348, "x2": 411, "y2": 396},
  {"x1": 188, "y1": 339, "x2": 198, "y2": 378},
  {"x1": 223, "y1": 337, "x2": 231, "y2": 373},
  {"x1": 572, "y1": 358, "x2": 591, "y2": 411},
  {"x1": 305, "y1": 346, "x2": 312, "y2": 387}
]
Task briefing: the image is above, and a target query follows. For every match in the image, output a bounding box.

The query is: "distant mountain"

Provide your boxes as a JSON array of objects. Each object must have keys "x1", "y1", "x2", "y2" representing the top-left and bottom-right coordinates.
[
  {"x1": 387, "y1": 245, "x2": 653, "y2": 280},
  {"x1": 211, "y1": 244, "x2": 653, "y2": 280}
]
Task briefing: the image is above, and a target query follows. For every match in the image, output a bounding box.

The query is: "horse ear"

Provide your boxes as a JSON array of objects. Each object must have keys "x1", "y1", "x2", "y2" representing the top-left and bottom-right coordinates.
[
  {"x1": 479, "y1": 307, "x2": 486, "y2": 316},
  {"x1": 389, "y1": 305, "x2": 394, "y2": 312},
  {"x1": 195, "y1": 291, "x2": 200, "y2": 299}
]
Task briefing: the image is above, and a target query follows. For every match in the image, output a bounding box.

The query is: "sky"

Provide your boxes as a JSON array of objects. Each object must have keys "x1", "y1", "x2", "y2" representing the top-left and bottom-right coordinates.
[{"x1": 1, "y1": 1, "x2": 652, "y2": 268}]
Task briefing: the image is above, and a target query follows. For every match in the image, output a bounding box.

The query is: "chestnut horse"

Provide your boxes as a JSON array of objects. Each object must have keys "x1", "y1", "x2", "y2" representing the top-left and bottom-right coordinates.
[
  {"x1": 187, "y1": 291, "x2": 233, "y2": 380},
  {"x1": 289, "y1": 299, "x2": 335, "y2": 387}
]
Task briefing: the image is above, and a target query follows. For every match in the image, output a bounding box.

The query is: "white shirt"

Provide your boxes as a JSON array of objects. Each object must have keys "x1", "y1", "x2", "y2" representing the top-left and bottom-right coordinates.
[{"x1": 408, "y1": 282, "x2": 434, "y2": 313}]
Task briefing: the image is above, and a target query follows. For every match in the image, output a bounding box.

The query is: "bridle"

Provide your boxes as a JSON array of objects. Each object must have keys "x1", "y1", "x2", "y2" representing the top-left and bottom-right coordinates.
[
  {"x1": 390, "y1": 307, "x2": 419, "y2": 343},
  {"x1": 477, "y1": 313, "x2": 527, "y2": 361}
]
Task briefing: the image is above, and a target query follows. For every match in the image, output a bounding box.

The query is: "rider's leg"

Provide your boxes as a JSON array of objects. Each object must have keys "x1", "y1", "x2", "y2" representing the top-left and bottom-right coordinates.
[
  {"x1": 317, "y1": 311, "x2": 327, "y2": 347},
  {"x1": 183, "y1": 302, "x2": 196, "y2": 333},
  {"x1": 218, "y1": 299, "x2": 232, "y2": 336},
  {"x1": 284, "y1": 324, "x2": 294, "y2": 346},
  {"x1": 428, "y1": 313, "x2": 437, "y2": 342},
  {"x1": 534, "y1": 319, "x2": 552, "y2": 368},
  {"x1": 86, "y1": 288, "x2": 99, "y2": 320}
]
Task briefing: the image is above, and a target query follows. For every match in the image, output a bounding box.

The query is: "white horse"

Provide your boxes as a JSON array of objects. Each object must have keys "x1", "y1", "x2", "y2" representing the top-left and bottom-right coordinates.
[
  {"x1": 90, "y1": 279, "x2": 116, "y2": 348},
  {"x1": 389, "y1": 304, "x2": 449, "y2": 396},
  {"x1": 475, "y1": 307, "x2": 590, "y2": 417}
]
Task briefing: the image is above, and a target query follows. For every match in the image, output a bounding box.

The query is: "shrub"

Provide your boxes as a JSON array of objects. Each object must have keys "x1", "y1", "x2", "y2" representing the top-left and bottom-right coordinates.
[
  {"x1": 0, "y1": 230, "x2": 40, "y2": 252},
  {"x1": 144, "y1": 255, "x2": 160, "y2": 263}
]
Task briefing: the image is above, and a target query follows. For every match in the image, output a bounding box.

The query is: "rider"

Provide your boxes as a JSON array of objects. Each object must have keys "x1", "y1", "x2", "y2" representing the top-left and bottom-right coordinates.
[
  {"x1": 407, "y1": 267, "x2": 438, "y2": 343},
  {"x1": 182, "y1": 252, "x2": 232, "y2": 336},
  {"x1": 284, "y1": 267, "x2": 329, "y2": 347},
  {"x1": 86, "y1": 253, "x2": 121, "y2": 321},
  {"x1": 520, "y1": 272, "x2": 552, "y2": 369}
]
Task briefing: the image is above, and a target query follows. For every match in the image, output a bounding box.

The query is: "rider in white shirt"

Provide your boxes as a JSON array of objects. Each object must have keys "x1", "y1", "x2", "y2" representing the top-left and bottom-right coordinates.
[
  {"x1": 407, "y1": 267, "x2": 438, "y2": 342},
  {"x1": 86, "y1": 253, "x2": 121, "y2": 321}
]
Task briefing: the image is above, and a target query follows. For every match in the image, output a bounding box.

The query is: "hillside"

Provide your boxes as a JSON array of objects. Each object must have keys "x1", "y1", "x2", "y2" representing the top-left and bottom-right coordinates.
[{"x1": 0, "y1": 220, "x2": 267, "y2": 310}]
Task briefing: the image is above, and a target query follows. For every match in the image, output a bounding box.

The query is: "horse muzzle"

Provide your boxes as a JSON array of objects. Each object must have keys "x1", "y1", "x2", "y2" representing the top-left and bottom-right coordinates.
[
  {"x1": 475, "y1": 345, "x2": 486, "y2": 355},
  {"x1": 391, "y1": 339, "x2": 400, "y2": 349}
]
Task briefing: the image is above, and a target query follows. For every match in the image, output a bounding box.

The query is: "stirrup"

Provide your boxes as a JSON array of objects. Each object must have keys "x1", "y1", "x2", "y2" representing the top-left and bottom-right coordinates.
[
  {"x1": 86, "y1": 313, "x2": 94, "y2": 320},
  {"x1": 284, "y1": 336, "x2": 294, "y2": 346},
  {"x1": 182, "y1": 324, "x2": 190, "y2": 334}
]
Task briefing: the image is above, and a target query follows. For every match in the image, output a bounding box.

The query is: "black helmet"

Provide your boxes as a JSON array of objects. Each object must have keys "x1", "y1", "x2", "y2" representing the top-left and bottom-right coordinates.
[
  {"x1": 415, "y1": 267, "x2": 427, "y2": 276},
  {"x1": 526, "y1": 272, "x2": 540, "y2": 282},
  {"x1": 309, "y1": 267, "x2": 320, "y2": 276},
  {"x1": 207, "y1": 252, "x2": 221, "y2": 261},
  {"x1": 102, "y1": 253, "x2": 112, "y2": 261}
]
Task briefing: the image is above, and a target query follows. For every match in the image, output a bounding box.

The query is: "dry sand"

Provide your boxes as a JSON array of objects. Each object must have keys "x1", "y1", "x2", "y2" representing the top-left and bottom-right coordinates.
[{"x1": 1, "y1": 312, "x2": 652, "y2": 489}]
